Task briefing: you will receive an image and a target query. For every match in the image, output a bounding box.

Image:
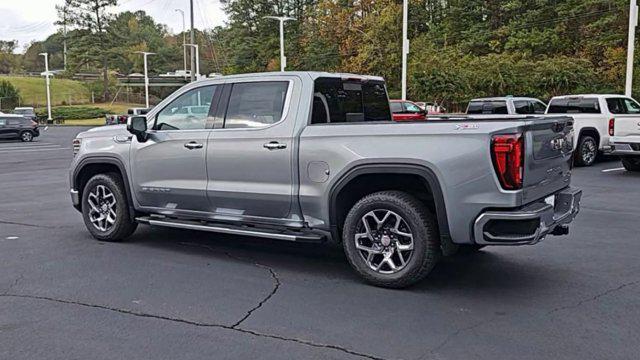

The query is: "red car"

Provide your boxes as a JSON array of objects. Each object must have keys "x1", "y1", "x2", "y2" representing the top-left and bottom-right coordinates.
[{"x1": 390, "y1": 100, "x2": 427, "y2": 121}]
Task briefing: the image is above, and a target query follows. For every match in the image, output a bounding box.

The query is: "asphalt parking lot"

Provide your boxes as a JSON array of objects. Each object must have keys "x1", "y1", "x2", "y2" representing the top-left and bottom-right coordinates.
[{"x1": 1, "y1": 126, "x2": 639, "y2": 360}]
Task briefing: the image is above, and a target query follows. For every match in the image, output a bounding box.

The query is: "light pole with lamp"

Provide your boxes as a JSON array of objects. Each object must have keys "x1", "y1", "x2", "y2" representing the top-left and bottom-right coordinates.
[
  {"x1": 39, "y1": 53, "x2": 53, "y2": 123},
  {"x1": 135, "y1": 51, "x2": 155, "y2": 108},
  {"x1": 401, "y1": 0, "x2": 409, "y2": 100},
  {"x1": 264, "y1": 16, "x2": 296, "y2": 72},
  {"x1": 175, "y1": 9, "x2": 188, "y2": 77}
]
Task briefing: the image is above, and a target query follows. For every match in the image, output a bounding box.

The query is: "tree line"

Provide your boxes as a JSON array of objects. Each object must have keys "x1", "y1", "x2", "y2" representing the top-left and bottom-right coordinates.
[{"x1": 0, "y1": 0, "x2": 636, "y2": 108}]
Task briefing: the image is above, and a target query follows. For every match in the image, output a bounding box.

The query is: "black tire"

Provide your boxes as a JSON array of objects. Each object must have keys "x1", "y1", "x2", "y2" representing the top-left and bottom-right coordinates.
[
  {"x1": 574, "y1": 135, "x2": 598, "y2": 167},
  {"x1": 457, "y1": 244, "x2": 486, "y2": 254},
  {"x1": 621, "y1": 157, "x2": 640, "y2": 172},
  {"x1": 342, "y1": 191, "x2": 440, "y2": 288},
  {"x1": 20, "y1": 131, "x2": 34, "y2": 142},
  {"x1": 81, "y1": 173, "x2": 137, "y2": 242}
]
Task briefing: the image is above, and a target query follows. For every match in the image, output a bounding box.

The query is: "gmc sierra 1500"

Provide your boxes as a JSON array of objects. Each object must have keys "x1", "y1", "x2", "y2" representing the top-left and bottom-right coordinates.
[{"x1": 69, "y1": 72, "x2": 581, "y2": 288}]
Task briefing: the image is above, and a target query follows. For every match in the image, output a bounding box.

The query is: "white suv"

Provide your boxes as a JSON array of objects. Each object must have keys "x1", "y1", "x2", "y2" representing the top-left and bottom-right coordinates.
[{"x1": 546, "y1": 95, "x2": 640, "y2": 166}]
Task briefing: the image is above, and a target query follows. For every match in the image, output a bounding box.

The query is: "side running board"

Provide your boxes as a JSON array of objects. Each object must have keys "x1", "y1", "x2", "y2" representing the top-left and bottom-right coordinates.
[{"x1": 136, "y1": 216, "x2": 325, "y2": 243}]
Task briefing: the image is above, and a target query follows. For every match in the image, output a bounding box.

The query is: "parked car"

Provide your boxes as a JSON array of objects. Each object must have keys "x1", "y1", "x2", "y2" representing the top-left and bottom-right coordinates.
[
  {"x1": 0, "y1": 114, "x2": 40, "y2": 142},
  {"x1": 13, "y1": 107, "x2": 38, "y2": 122},
  {"x1": 390, "y1": 100, "x2": 427, "y2": 121},
  {"x1": 105, "y1": 107, "x2": 151, "y2": 125},
  {"x1": 69, "y1": 72, "x2": 581, "y2": 288},
  {"x1": 546, "y1": 94, "x2": 640, "y2": 167},
  {"x1": 467, "y1": 97, "x2": 547, "y2": 115},
  {"x1": 604, "y1": 97, "x2": 640, "y2": 171},
  {"x1": 415, "y1": 102, "x2": 446, "y2": 114}
]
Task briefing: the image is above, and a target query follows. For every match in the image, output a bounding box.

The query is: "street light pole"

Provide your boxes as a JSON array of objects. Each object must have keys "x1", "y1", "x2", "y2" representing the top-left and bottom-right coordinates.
[
  {"x1": 175, "y1": 9, "x2": 187, "y2": 77},
  {"x1": 264, "y1": 16, "x2": 296, "y2": 72},
  {"x1": 626, "y1": 0, "x2": 638, "y2": 97},
  {"x1": 184, "y1": 44, "x2": 200, "y2": 79},
  {"x1": 136, "y1": 51, "x2": 155, "y2": 108},
  {"x1": 401, "y1": 0, "x2": 409, "y2": 101},
  {"x1": 39, "y1": 53, "x2": 52, "y2": 122}
]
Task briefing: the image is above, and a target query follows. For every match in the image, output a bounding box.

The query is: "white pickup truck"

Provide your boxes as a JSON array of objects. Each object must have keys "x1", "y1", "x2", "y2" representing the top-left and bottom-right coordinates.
[
  {"x1": 608, "y1": 100, "x2": 640, "y2": 171},
  {"x1": 546, "y1": 94, "x2": 640, "y2": 167}
]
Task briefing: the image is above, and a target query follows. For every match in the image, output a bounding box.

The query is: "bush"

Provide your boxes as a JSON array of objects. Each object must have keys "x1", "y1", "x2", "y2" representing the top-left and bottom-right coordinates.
[
  {"x1": 0, "y1": 80, "x2": 21, "y2": 111},
  {"x1": 35, "y1": 106, "x2": 112, "y2": 121}
]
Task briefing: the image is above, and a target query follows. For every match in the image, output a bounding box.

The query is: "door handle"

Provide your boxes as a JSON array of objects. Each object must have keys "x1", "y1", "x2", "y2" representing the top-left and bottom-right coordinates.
[
  {"x1": 263, "y1": 141, "x2": 287, "y2": 150},
  {"x1": 184, "y1": 141, "x2": 204, "y2": 150}
]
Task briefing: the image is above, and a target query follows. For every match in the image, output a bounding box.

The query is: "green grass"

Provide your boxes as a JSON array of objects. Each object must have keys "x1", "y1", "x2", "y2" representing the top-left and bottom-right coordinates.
[
  {"x1": 35, "y1": 103, "x2": 145, "y2": 126},
  {"x1": 0, "y1": 75, "x2": 91, "y2": 107}
]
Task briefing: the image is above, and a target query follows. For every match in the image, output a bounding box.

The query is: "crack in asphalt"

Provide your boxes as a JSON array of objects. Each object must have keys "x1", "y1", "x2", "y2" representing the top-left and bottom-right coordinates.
[
  {"x1": 1, "y1": 274, "x2": 24, "y2": 296},
  {"x1": 0, "y1": 293, "x2": 386, "y2": 360},
  {"x1": 178, "y1": 242, "x2": 282, "y2": 329},
  {"x1": 548, "y1": 279, "x2": 640, "y2": 314},
  {"x1": 0, "y1": 219, "x2": 64, "y2": 229}
]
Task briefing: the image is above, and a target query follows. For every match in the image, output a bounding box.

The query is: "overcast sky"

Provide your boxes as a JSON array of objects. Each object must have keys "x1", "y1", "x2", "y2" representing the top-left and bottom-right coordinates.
[{"x1": 0, "y1": 0, "x2": 227, "y2": 53}]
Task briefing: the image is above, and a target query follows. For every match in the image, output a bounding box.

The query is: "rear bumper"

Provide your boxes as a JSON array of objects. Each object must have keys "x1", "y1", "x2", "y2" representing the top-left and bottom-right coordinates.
[
  {"x1": 474, "y1": 187, "x2": 582, "y2": 246},
  {"x1": 607, "y1": 137, "x2": 640, "y2": 156}
]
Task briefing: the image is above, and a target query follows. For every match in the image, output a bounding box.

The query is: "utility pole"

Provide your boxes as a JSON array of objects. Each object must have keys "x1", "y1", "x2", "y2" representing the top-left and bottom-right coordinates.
[
  {"x1": 135, "y1": 52, "x2": 155, "y2": 108},
  {"x1": 401, "y1": 0, "x2": 409, "y2": 100},
  {"x1": 264, "y1": 16, "x2": 296, "y2": 72},
  {"x1": 626, "y1": 0, "x2": 638, "y2": 97},
  {"x1": 63, "y1": 4, "x2": 68, "y2": 71},
  {"x1": 39, "y1": 53, "x2": 53, "y2": 122},
  {"x1": 190, "y1": 0, "x2": 195, "y2": 82},
  {"x1": 175, "y1": 9, "x2": 187, "y2": 77}
]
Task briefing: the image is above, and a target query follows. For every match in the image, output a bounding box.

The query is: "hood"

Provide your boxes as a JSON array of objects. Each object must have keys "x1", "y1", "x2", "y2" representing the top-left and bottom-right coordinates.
[{"x1": 77, "y1": 125, "x2": 129, "y2": 139}]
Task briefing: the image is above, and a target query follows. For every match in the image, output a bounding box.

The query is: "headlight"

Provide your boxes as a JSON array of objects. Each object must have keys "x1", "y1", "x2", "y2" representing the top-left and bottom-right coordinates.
[{"x1": 72, "y1": 138, "x2": 82, "y2": 156}]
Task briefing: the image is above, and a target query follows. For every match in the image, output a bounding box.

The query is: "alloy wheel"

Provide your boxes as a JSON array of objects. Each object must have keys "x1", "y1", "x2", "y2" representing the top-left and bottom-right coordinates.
[
  {"x1": 581, "y1": 139, "x2": 596, "y2": 165},
  {"x1": 354, "y1": 209, "x2": 414, "y2": 274},
  {"x1": 87, "y1": 185, "x2": 117, "y2": 232}
]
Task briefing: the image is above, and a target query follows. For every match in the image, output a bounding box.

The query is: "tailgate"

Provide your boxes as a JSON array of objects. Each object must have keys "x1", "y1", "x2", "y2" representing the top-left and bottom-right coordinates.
[
  {"x1": 522, "y1": 116, "x2": 574, "y2": 204},
  {"x1": 614, "y1": 116, "x2": 640, "y2": 137}
]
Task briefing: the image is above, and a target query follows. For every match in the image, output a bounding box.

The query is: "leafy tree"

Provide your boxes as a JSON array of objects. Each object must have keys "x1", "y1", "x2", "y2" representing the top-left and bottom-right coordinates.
[
  {"x1": 56, "y1": 0, "x2": 119, "y2": 101},
  {"x1": 0, "y1": 80, "x2": 22, "y2": 111}
]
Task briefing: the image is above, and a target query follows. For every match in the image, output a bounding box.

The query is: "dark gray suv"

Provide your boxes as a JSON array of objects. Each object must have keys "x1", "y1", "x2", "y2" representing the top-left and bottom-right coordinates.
[{"x1": 0, "y1": 115, "x2": 40, "y2": 142}]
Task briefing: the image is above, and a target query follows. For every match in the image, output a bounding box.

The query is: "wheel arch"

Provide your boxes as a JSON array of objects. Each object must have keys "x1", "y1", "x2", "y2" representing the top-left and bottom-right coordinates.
[
  {"x1": 578, "y1": 127, "x2": 601, "y2": 148},
  {"x1": 328, "y1": 164, "x2": 451, "y2": 244},
  {"x1": 72, "y1": 156, "x2": 136, "y2": 220}
]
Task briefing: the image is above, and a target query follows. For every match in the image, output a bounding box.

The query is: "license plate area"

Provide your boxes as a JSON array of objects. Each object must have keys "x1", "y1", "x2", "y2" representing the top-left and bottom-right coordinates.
[{"x1": 544, "y1": 195, "x2": 556, "y2": 209}]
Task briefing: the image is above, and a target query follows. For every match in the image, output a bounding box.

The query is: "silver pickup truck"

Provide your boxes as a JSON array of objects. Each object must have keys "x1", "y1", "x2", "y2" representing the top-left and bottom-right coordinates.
[{"x1": 69, "y1": 72, "x2": 581, "y2": 288}]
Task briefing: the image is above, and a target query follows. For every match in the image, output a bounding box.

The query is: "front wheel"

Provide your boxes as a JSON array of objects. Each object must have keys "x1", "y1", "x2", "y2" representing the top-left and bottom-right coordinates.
[
  {"x1": 81, "y1": 173, "x2": 137, "y2": 242},
  {"x1": 342, "y1": 191, "x2": 440, "y2": 288},
  {"x1": 621, "y1": 157, "x2": 640, "y2": 172},
  {"x1": 574, "y1": 135, "x2": 598, "y2": 167},
  {"x1": 20, "y1": 131, "x2": 34, "y2": 142}
]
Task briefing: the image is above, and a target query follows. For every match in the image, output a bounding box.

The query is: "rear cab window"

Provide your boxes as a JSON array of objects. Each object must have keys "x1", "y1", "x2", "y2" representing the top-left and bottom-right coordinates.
[
  {"x1": 311, "y1": 77, "x2": 391, "y2": 124},
  {"x1": 467, "y1": 101, "x2": 508, "y2": 114},
  {"x1": 547, "y1": 98, "x2": 601, "y2": 114}
]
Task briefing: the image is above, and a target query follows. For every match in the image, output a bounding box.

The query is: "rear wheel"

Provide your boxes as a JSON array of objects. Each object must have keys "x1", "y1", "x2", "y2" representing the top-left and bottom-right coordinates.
[
  {"x1": 81, "y1": 173, "x2": 137, "y2": 242},
  {"x1": 574, "y1": 135, "x2": 597, "y2": 167},
  {"x1": 621, "y1": 157, "x2": 640, "y2": 172},
  {"x1": 342, "y1": 191, "x2": 440, "y2": 288},
  {"x1": 20, "y1": 131, "x2": 34, "y2": 142}
]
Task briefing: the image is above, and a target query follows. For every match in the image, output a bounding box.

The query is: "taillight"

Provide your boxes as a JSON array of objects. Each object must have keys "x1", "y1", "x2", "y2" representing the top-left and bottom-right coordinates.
[
  {"x1": 491, "y1": 134, "x2": 524, "y2": 190},
  {"x1": 72, "y1": 138, "x2": 82, "y2": 156},
  {"x1": 608, "y1": 118, "x2": 615, "y2": 136}
]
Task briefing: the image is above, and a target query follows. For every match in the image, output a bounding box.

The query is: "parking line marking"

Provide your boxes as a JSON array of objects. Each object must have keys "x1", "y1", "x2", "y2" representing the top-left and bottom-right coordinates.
[{"x1": 602, "y1": 167, "x2": 625, "y2": 173}]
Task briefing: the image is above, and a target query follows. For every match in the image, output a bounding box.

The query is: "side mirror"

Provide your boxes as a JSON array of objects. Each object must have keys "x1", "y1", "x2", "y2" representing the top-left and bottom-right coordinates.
[{"x1": 127, "y1": 116, "x2": 148, "y2": 142}]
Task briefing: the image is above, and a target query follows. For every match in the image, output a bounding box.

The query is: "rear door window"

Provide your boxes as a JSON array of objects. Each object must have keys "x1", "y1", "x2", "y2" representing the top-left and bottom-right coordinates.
[
  {"x1": 548, "y1": 98, "x2": 600, "y2": 114},
  {"x1": 467, "y1": 101, "x2": 508, "y2": 114},
  {"x1": 311, "y1": 78, "x2": 391, "y2": 124},
  {"x1": 390, "y1": 102, "x2": 403, "y2": 114},
  {"x1": 224, "y1": 81, "x2": 289, "y2": 129}
]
